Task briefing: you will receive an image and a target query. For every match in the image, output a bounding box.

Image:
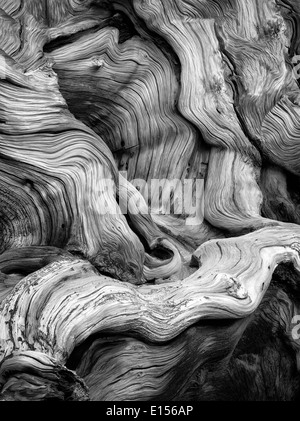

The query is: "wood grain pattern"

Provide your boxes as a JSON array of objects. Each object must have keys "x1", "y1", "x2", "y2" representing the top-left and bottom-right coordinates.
[{"x1": 0, "y1": 0, "x2": 300, "y2": 401}]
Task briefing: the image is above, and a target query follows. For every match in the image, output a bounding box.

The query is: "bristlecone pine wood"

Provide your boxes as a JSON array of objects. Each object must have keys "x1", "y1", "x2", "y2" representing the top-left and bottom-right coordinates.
[{"x1": 0, "y1": 0, "x2": 300, "y2": 401}]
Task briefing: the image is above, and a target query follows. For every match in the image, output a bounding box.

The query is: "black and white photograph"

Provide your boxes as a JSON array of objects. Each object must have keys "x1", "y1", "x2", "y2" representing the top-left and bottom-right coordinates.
[{"x1": 0, "y1": 0, "x2": 299, "y2": 407}]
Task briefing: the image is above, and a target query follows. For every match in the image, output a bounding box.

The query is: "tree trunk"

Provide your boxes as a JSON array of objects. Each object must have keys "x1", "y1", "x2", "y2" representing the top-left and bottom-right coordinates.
[{"x1": 0, "y1": 0, "x2": 300, "y2": 401}]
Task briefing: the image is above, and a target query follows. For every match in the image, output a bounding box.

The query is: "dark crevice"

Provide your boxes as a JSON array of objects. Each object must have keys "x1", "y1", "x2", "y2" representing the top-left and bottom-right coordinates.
[
  {"x1": 44, "y1": 20, "x2": 110, "y2": 53},
  {"x1": 272, "y1": 262, "x2": 300, "y2": 300},
  {"x1": 150, "y1": 245, "x2": 173, "y2": 260},
  {"x1": 44, "y1": 12, "x2": 139, "y2": 54},
  {"x1": 121, "y1": 212, "x2": 152, "y2": 254}
]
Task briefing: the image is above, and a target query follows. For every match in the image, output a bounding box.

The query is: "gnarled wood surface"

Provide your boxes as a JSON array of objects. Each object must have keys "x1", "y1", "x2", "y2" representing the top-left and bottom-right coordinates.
[{"x1": 0, "y1": 0, "x2": 300, "y2": 401}]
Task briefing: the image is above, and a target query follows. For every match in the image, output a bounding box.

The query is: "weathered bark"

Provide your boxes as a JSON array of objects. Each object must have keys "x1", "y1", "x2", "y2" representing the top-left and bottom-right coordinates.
[{"x1": 0, "y1": 0, "x2": 300, "y2": 401}]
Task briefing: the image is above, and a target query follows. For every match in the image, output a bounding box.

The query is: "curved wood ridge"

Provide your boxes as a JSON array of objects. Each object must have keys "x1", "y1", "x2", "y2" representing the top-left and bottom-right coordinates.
[{"x1": 0, "y1": 0, "x2": 300, "y2": 401}]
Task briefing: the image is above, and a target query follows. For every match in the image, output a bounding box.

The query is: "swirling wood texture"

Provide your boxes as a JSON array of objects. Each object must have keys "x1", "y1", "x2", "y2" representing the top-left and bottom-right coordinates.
[{"x1": 0, "y1": 0, "x2": 300, "y2": 401}]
